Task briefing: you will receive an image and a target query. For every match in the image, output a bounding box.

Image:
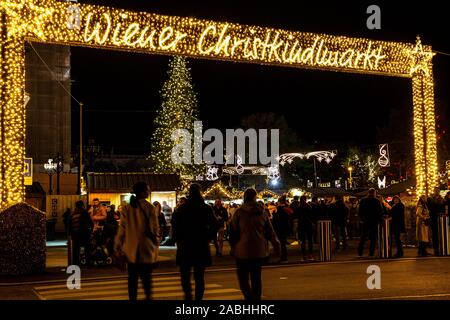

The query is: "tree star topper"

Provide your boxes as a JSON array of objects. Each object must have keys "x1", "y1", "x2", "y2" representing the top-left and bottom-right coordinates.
[
  {"x1": 0, "y1": 0, "x2": 55, "y2": 40},
  {"x1": 408, "y1": 36, "x2": 435, "y2": 76}
]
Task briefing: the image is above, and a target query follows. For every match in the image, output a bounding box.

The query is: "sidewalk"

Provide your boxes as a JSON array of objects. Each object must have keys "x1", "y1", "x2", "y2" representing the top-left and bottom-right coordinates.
[{"x1": 0, "y1": 238, "x2": 424, "y2": 285}]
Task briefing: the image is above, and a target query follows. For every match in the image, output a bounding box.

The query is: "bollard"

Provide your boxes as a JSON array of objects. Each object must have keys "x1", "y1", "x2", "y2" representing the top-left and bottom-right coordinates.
[
  {"x1": 67, "y1": 235, "x2": 73, "y2": 266},
  {"x1": 378, "y1": 217, "x2": 391, "y2": 258},
  {"x1": 318, "y1": 220, "x2": 332, "y2": 261},
  {"x1": 438, "y1": 214, "x2": 450, "y2": 256}
]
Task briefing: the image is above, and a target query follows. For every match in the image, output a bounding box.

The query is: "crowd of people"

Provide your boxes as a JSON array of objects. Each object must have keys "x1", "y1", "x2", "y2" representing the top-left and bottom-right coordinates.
[{"x1": 65, "y1": 182, "x2": 450, "y2": 301}]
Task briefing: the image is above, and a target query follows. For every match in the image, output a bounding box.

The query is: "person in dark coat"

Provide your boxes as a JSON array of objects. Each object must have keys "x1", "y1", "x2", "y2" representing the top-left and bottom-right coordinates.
[
  {"x1": 212, "y1": 198, "x2": 229, "y2": 257},
  {"x1": 389, "y1": 195, "x2": 405, "y2": 257},
  {"x1": 104, "y1": 205, "x2": 118, "y2": 254},
  {"x1": 330, "y1": 196, "x2": 349, "y2": 251},
  {"x1": 428, "y1": 187, "x2": 445, "y2": 256},
  {"x1": 63, "y1": 208, "x2": 71, "y2": 235},
  {"x1": 171, "y1": 184, "x2": 218, "y2": 300},
  {"x1": 309, "y1": 196, "x2": 322, "y2": 243},
  {"x1": 290, "y1": 196, "x2": 300, "y2": 241},
  {"x1": 272, "y1": 196, "x2": 291, "y2": 263},
  {"x1": 69, "y1": 201, "x2": 92, "y2": 265},
  {"x1": 295, "y1": 196, "x2": 315, "y2": 261},
  {"x1": 357, "y1": 188, "x2": 383, "y2": 257}
]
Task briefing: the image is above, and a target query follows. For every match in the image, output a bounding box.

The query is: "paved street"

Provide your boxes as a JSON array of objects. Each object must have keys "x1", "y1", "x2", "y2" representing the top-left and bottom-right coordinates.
[
  {"x1": 32, "y1": 275, "x2": 242, "y2": 300},
  {"x1": 2, "y1": 255, "x2": 450, "y2": 300}
]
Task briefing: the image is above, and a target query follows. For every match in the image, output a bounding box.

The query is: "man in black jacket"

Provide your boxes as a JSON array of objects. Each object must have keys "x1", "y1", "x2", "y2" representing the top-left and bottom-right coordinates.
[
  {"x1": 212, "y1": 198, "x2": 229, "y2": 257},
  {"x1": 69, "y1": 201, "x2": 92, "y2": 265},
  {"x1": 357, "y1": 188, "x2": 383, "y2": 257},
  {"x1": 272, "y1": 196, "x2": 291, "y2": 263},
  {"x1": 296, "y1": 196, "x2": 314, "y2": 261},
  {"x1": 171, "y1": 184, "x2": 218, "y2": 300},
  {"x1": 331, "y1": 196, "x2": 349, "y2": 251}
]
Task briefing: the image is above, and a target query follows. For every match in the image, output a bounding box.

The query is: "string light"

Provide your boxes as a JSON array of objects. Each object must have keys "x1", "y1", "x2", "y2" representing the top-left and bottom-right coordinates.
[
  {"x1": 410, "y1": 36, "x2": 438, "y2": 197},
  {"x1": 202, "y1": 182, "x2": 235, "y2": 199},
  {"x1": 0, "y1": 0, "x2": 440, "y2": 206},
  {"x1": 258, "y1": 189, "x2": 279, "y2": 199},
  {"x1": 147, "y1": 56, "x2": 203, "y2": 179}
]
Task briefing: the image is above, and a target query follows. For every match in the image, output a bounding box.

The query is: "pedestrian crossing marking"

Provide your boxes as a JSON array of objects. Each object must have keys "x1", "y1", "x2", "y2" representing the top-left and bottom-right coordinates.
[
  {"x1": 37, "y1": 281, "x2": 186, "y2": 296},
  {"x1": 33, "y1": 276, "x2": 242, "y2": 300},
  {"x1": 91, "y1": 289, "x2": 242, "y2": 300},
  {"x1": 34, "y1": 276, "x2": 179, "y2": 290},
  {"x1": 39, "y1": 284, "x2": 223, "y2": 300},
  {"x1": 205, "y1": 295, "x2": 243, "y2": 300}
]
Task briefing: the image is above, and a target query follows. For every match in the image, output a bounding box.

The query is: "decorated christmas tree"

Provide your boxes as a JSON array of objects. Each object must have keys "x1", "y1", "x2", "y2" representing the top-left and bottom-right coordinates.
[{"x1": 148, "y1": 56, "x2": 203, "y2": 178}]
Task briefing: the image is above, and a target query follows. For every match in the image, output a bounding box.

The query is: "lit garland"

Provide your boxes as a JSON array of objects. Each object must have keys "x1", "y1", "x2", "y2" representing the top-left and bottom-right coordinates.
[
  {"x1": 258, "y1": 189, "x2": 279, "y2": 199},
  {"x1": 0, "y1": 12, "x2": 26, "y2": 205},
  {"x1": 0, "y1": 0, "x2": 440, "y2": 206},
  {"x1": 410, "y1": 37, "x2": 438, "y2": 197},
  {"x1": 202, "y1": 182, "x2": 235, "y2": 199}
]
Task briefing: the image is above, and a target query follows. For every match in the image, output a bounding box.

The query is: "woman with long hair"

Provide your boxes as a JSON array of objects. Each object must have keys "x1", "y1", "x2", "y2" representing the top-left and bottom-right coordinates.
[
  {"x1": 229, "y1": 188, "x2": 281, "y2": 300},
  {"x1": 390, "y1": 196, "x2": 405, "y2": 258},
  {"x1": 114, "y1": 182, "x2": 159, "y2": 300},
  {"x1": 416, "y1": 195, "x2": 431, "y2": 257}
]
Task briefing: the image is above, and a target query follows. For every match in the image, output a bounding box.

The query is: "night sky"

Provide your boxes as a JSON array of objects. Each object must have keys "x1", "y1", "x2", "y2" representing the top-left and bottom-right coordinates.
[{"x1": 70, "y1": 0, "x2": 450, "y2": 156}]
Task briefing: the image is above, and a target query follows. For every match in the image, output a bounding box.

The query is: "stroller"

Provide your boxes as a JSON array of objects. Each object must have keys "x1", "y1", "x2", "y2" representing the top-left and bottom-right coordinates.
[{"x1": 82, "y1": 226, "x2": 113, "y2": 266}]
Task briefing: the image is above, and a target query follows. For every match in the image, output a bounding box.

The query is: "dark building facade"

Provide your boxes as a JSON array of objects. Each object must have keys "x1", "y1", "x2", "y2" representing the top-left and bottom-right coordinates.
[{"x1": 25, "y1": 43, "x2": 71, "y2": 169}]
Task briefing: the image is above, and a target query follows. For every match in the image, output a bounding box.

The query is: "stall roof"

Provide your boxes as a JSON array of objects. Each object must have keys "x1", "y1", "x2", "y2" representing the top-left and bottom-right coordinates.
[
  {"x1": 25, "y1": 182, "x2": 45, "y2": 196},
  {"x1": 354, "y1": 179, "x2": 415, "y2": 198},
  {"x1": 87, "y1": 172, "x2": 181, "y2": 193},
  {"x1": 304, "y1": 187, "x2": 354, "y2": 197}
]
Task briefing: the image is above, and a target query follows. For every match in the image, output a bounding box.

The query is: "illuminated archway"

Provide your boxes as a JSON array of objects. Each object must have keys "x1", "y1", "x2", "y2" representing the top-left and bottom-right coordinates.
[{"x1": 0, "y1": 0, "x2": 438, "y2": 205}]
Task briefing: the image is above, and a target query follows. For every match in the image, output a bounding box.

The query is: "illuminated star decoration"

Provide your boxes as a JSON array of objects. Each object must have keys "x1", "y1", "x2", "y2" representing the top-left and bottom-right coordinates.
[
  {"x1": 0, "y1": 0, "x2": 55, "y2": 40},
  {"x1": 408, "y1": 36, "x2": 435, "y2": 76}
]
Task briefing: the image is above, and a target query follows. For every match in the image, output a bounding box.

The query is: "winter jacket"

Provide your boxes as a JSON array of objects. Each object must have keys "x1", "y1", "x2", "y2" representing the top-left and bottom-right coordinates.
[
  {"x1": 309, "y1": 202, "x2": 323, "y2": 222},
  {"x1": 272, "y1": 204, "x2": 291, "y2": 238},
  {"x1": 330, "y1": 200, "x2": 349, "y2": 226},
  {"x1": 172, "y1": 196, "x2": 218, "y2": 267},
  {"x1": 358, "y1": 196, "x2": 383, "y2": 226},
  {"x1": 69, "y1": 208, "x2": 92, "y2": 236},
  {"x1": 213, "y1": 205, "x2": 229, "y2": 229},
  {"x1": 416, "y1": 203, "x2": 430, "y2": 243},
  {"x1": 114, "y1": 199, "x2": 160, "y2": 264},
  {"x1": 389, "y1": 202, "x2": 406, "y2": 234},
  {"x1": 295, "y1": 202, "x2": 314, "y2": 227},
  {"x1": 229, "y1": 201, "x2": 280, "y2": 259},
  {"x1": 428, "y1": 196, "x2": 445, "y2": 221}
]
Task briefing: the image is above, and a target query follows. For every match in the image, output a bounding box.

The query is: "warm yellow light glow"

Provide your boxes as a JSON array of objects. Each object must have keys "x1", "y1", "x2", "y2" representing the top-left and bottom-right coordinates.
[
  {"x1": 0, "y1": 0, "x2": 415, "y2": 76},
  {"x1": 0, "y1": 0, "x2": 439, "y2": 206},
  {"x1": 202, "y1": 182, "x2": 235, "y2": 199},
  {"x1": 410, "y1": 37, "x2": 438, "y2": 197}
]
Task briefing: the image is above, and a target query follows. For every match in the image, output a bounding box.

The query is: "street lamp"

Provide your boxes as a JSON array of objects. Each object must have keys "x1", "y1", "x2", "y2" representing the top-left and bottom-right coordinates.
[
  {"x1": 348, "y1": 166, "x2": 353, "y2": 189},
  {"x1": 44, "y1": 159, "x2": 57, "y2": 195},
  {"x1": 55, "y1": 153, "x2": 63, "y2": 195}
]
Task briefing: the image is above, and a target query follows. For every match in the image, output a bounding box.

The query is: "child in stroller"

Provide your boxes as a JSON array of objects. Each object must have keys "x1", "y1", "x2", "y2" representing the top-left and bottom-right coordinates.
[
  {"x1": 78, "y1": 203, "x2": 119, "y2": 266},
  {"x1": 87, "y1": 226, "x2": 113, "y2": 266}
]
